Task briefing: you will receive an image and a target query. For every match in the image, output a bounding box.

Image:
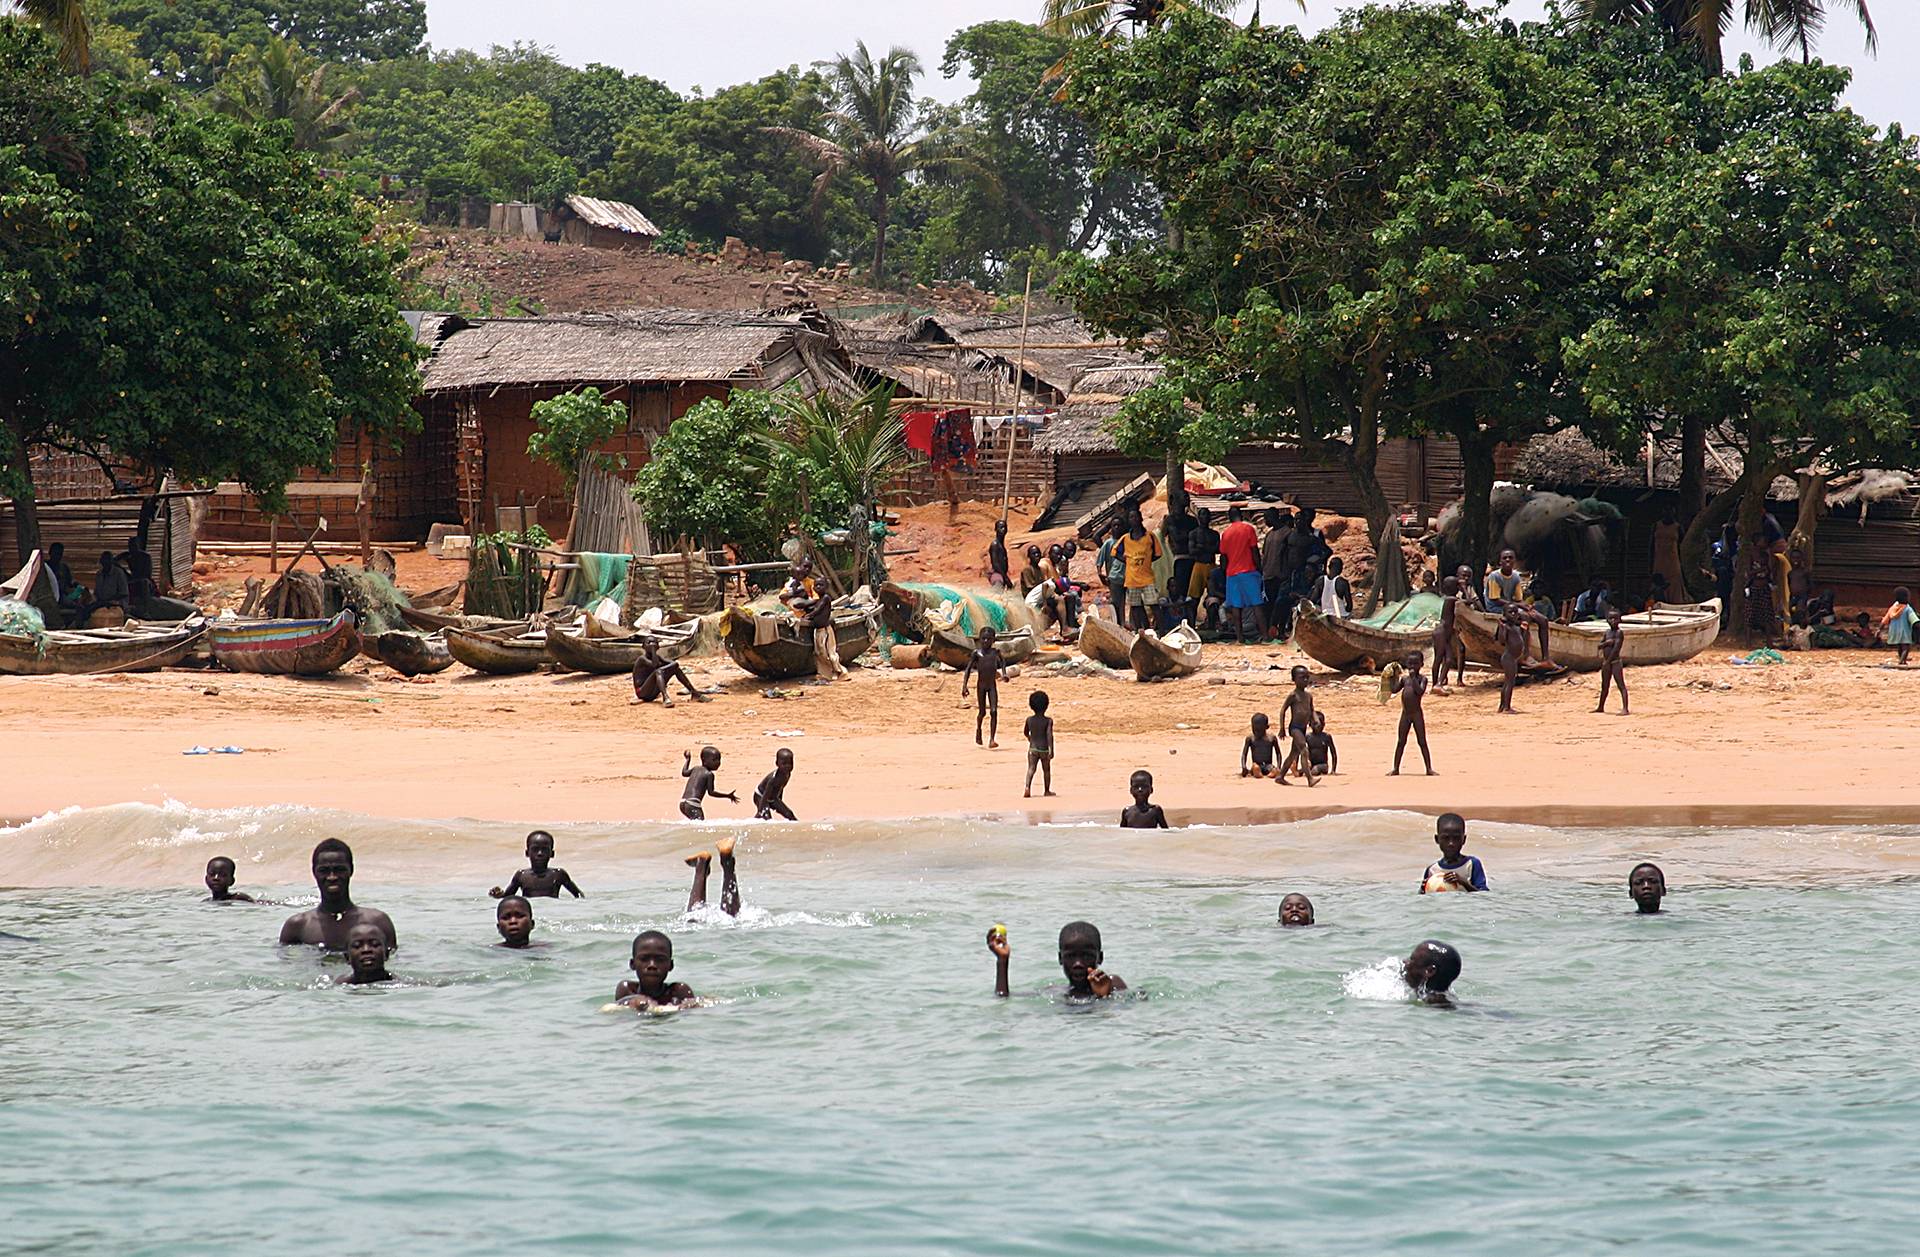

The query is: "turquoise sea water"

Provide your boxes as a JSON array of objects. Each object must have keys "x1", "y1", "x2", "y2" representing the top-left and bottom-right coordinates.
[{"x1": 5, "y1": 805, "x2": 1920, "y2": 1255}]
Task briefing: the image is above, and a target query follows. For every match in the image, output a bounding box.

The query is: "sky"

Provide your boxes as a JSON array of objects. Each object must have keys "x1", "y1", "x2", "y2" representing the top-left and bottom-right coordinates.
[{"x1": 424, "y1": 0, "x2": 1916, "y2": 129}]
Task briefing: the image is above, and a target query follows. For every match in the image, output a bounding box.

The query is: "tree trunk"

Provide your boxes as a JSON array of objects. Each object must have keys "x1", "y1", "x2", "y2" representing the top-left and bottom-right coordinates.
[
  {"x1": 1727, "y1": 420, "x2": 1785, "y2": 647},
  {"x1": 1790, "y1": 470, "x2": 1826, "y2": 602},
  {"x1": 870, "y1": 187, "x2": 890, "y2": 287},
  {"x1": 1457, "y1": 428, "x2": 1497, "y2": 594},
  {"x1": 4, "y1": 421, "x2": 40, "y2": 564},
  {"x1": 1165, "y1": 450, "x2": 1187, "y2": 518},
  {"x1": 1678, "y1": 480, "x2": 1740, "y2": 603},
  {"x1": 1325, "y1": 423, "x2": 1392, "y2": 595},
  {"x1": 1678, "y1": 413, "x2": 1707, "y2": 527}
]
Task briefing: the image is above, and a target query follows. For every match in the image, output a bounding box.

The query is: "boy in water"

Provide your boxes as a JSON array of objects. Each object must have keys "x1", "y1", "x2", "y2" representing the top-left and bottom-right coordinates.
[
  {"x1": 754, "y1": 747, "x2": 797, "y2": 820},
  {"x1": 988, "y1": 920, "x2": 1127, "y2": 999},
  {"x1": 1596, "y1": 611, "x2": 1629, "y2": 715},
  {"x1": 204, "y1": 855, "x2": 255, "y2": 903},
  {"x1": 683, "y1": 835, "x2": 742, "y2": 917},
  {"x1": 338, "y1": 922, "x2": 393, "y2": 986},
  {"x1": 1306, "y1": 712, "x2": 1338, "y2": 777},
  {"x1": 1278, "y1": 893, "x2": 1316, "y2": 927},
  {"x1": 1629, "y1": 862, "x2": 1666, "y2": 914},
  {"x1": 1402, "y1": 940, "x2": 1461, "y2": 1004},
  {"x1": 960, "y1": 624, "x2": 1008, "y2": 748},
  {"x1": 614, "y1": 930, "x2": 697, "y2": 1009},
  {"x1": 1240, "y1": 712, "x2": 1280, "y2": 779},
  {"x1": 1276, "y1": 666, "x2": 1319, "y2": 786},
  {"x1": 680, "y1": 746, "x2": 737, "y2": 820},
  {"x1": 1119, "y1": 769, "x2": 1169, "y2": 828},
  {"x1": 1432, "y1": 575, "x2": 1463, "y2": 694},
  {"x1": 1420, "y1": 813, "x2": 1487, "y2": 893},
  {"x1": 1389, "y1": 650, "x2": 1434, "y2": 776},
  {"x1": 279, "y1": 839, "x2": 398, "y2": 951},
  {"x1": 489, "y1": 830, "x2": 584, "y2": 899},
  {"x1": 1023, "y1": 690, "x2": 1056, "y2": 798},
  {"x1": 496, "y1": 895, "x2": 536, "y2": 948}
]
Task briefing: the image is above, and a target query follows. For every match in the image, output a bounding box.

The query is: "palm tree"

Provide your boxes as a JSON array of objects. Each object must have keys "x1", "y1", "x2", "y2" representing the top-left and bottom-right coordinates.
[
  {"x1": 9, "y1": 0, "x2": 90, "y2": 73},
  {"x1": 211, "y1": 36, "x2": 361, "y2": 155},
  {"x1": 1039, "y1": 0, "x2": 1288, "y2": 41},
  {"x1": 1569, "y1": 1, "x2": 1877, "y2": 73},
  {"x1": 764, "y1": 42, "x2": 927, "y2": 286}
]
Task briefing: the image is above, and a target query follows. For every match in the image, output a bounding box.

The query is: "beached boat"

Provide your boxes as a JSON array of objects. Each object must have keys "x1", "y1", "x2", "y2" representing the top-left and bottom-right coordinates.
[
  {"x1": 375, "y1": 630, "x2": 455, "y2": 677},
  {"x1": 0, "y1": 619, "x2": 208, "y2": 677},
  {"x1": 444, "y1": 626, "x2": 553, "y2": 675},
  {"x1": 1294, "y1": 593, "x2": 1443, "y2": 673},
  {"x1": 548, "y1": 621, "x2": 698, "y2": 674},
  {"x1": 722, "y1": 604, "x2": 874, "y2": 680},
  {"x1": 1453, "y1": 600, "x2": 1722, "y2": 672},
  {"x1": 1077, "y1": 614, "x2": 1137, "y2": 669},
  {"x1": 1129, "y1": 621, "x2": 1204, "y2": 680},
  {"x1": 210, "y1": 611, "x2": 360, "y2": 676},
  {"x1": 926, "y1": 623, "x2": 1038, "y2": 671},
  {"x1": 399, "y1": 606, "x2": 525, "y2": 634}
]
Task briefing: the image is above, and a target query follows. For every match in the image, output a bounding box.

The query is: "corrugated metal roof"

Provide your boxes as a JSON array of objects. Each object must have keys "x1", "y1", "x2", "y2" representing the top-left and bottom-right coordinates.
[{"x1": 564, "y1": 194, "x2": 660, "y2": 237}]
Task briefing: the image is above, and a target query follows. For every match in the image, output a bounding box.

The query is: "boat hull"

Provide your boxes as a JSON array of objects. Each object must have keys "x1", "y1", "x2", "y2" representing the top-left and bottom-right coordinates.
[
  {"x1": 1076, "y1": 615, "x2": 1137, "y2": 669},
  {"x1": 723, "y1": 606, "x2": 873, "y2": 680},
  {"x1": 1454, "y1": 600, "x2": 1722, "y2": 671},
  {"x1": 445, "y1": 627, "x2": 552, "y2": 675},
  {"x1": 1294, "y1": 604, "x2": 1435, "y2": 673},
  {"x1": 0, "y1": 621, "x2": 208, "y2": 677},
  {"x1": 210, "y1": 612, "x2": 360, "y2": 676},
  {"x1": 548, "y1": 625, "x2": 696, "y2": 674},
  {"x1": 1129, "y1": 624, "x2": 1203, "y2": 680},
  {"x1": 375, "y1": 630, "x2": 455, "y2": 677},
  {"x1": 926, "y1": 625, "x2": 1037, "y2": 671}
]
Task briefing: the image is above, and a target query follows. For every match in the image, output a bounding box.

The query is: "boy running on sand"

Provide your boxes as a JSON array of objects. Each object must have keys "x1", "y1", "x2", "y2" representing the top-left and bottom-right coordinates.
[
  {"x1": 1277, "y1": 666, "x2": 1319, "y2": 786},
  {"x1": 1596, "y1": 611, "x2": 1629, "y2": 714},
  {"x1": 1389, "y1": 650, "x2": 1434, "y2": 776},
  {"x1": 1241, "y1": 712, "x2": 1280, "y2": 778},
  {"x1": 489, "y1": 830, "x2": 584, "y2": 899},
  {"x1": 680, "y1": 747, "x2": 737, "y2": 820},
  {"x1": 989, "y1": 920, "x2": 1128, "y2": 999},
  {"x1": 683, "y1": 835, "x2": 742, "y2": 917},
  {"x1": 1120, "y1": 769, "x2": 1169, "y2": 828},
  {"x1": 753, "y1": 748, "x2": 797, "y2": 820},
  {"x1": 961, "y1": 624, "x2": 1009, "y2": 748},
  {"x1": 1023, "y1": 690, "x2": 1056, "y2": 798}
]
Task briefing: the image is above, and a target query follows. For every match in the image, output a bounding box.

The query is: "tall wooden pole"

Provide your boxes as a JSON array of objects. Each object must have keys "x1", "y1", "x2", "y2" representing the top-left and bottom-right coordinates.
[{"x1": 1001, "y1": 265, "x2": 1034, "y2": 522}]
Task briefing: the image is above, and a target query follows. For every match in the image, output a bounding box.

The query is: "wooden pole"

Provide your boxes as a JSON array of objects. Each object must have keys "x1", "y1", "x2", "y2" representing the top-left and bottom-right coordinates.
[
  {"x1": 269, "y1": 515, "x2": 279, "y2": 574},
  {"x1": 357, "y1": 461, "x2": 374, "y2": 566},
  {"x1": 1001, "y1": 265, "x2": 1034, "y2": 522}
]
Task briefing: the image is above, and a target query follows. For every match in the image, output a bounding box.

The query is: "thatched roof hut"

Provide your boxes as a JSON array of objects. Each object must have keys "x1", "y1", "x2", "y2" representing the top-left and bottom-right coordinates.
[{"x1": 1033, "y1": 363, "x2": 1166, "y2": 455}]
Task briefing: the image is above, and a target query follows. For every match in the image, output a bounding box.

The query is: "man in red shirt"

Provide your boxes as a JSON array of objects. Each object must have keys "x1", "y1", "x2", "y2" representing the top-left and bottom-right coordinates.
[{"x1": 1216, "y1": 504, "x2": 1264, "y2": 644}]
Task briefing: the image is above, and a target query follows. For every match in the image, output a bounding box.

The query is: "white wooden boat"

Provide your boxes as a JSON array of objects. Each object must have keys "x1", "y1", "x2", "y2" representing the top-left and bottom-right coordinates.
[
  {"x1": 1129, "y1": 621, "x2": 1203, "y2": 680},
  {"x1": 1455, "y1": 600, "x2": 1722, "y2": 672}
]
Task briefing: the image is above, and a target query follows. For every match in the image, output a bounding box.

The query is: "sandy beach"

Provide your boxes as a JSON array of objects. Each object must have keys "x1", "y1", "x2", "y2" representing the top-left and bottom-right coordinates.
[{"x1": 6, "y1": 636, "x2": 1913, "y2": 830}]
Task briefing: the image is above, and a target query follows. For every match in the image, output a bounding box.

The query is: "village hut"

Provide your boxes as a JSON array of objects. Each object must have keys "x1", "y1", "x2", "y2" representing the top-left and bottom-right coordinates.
[{"x1": 549, "y1": 195, "x2": 661, "y2": 251}]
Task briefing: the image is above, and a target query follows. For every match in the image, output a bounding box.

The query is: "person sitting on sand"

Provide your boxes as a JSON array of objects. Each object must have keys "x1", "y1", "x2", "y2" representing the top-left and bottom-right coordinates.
[
  {"x1": 1277, "y1": 666, "x2": 1319, "y2": 787},
  {"x1": 989, "y1": 920, "x2": 1128, "y2": 999},
  {"x1": 496, "y1": 895, "x2": 536, "y2": 948},
  {"x1": 1306, "y1": 712, "x2": 1338, "y2": 778},
  {"x1": 1389, "y1": 650, "x2": 1433, "y2": 777},
  {"x1": 489, "y1": 830, "x2": 583, "y2": 899},
  {"x1": 614, "y1": 930, "x2": 697, "y2": 1009},
  {"x1": 338, "y1": 922, "x2": 394, "y2": 986},
  {"x1": 1402, "y1": 940, "x2": 1461, "y2": 1005},
  {"x1": 680, "y1": 747, "x2": 737, "y2": 821},
  {"x1": 279, "y1": 839, "x2": 398, "y2": 951},
  {"x1": 631, "y1": 636, "x2": 706, "y2": 708},
  {"x1": 1120, "y1": 768, "x2": 1169, "y2": 828},
  {"x1": 1023, "y1": 690, "x2": 1056, "y2": 798},
  {"x1": 683, "y1": 835, "x2": 742, "y2": 917},
  {"x1": 1629, "y1": 863, "x2": 1666, "y2": 914},
  {"x1": 1596, "y1": 612, "x2": 1628, "y2": 715},
  {"x1": 1420, "y1": 813, "x2": 1487, "y2": 893},
  {"x1": 1279, "y1": 893, "x2": 1315, "y2": 927},
  {"x1": 1241, "y1": 712, "x2": 1281, "y2": 779},
  {"x1": 754, "y1": 748, "x2": 798, "y2": 820},
  {"x1": 204, "y1": 855, "x2": 255, "y2": 903},
  {"x1": 961, "y1": 624, "x2": 1009, "y2": 749}
]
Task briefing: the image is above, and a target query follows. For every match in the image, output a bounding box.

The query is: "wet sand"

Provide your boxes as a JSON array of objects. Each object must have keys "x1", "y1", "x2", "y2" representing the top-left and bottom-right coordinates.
[{"x1": 4, "y1": 641, "x2": 1911, "y2": 829}]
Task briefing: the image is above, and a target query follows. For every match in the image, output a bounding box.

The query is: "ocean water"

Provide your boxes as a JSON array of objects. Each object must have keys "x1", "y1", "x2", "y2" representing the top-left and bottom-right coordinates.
[{"x1": 5, "y1": 805, "x2": 1920, "y2": 1255}]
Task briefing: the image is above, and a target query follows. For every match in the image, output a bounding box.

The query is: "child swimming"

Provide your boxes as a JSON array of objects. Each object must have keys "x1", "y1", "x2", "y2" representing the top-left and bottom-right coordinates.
[
  {"x1": 613, "y1": 930, "x2": 696, "y2": 1010},
  {"x1": 989, "y1": 920, "x2": 1127, "y2": 999},
  {"x1": 204, "y1": 855, "x2": 255, "y2": 903},
  {"x1": 1629, "y1": 863, "x2": 1666, "y2": 914},
  {"x1": 488, "y1": 830, "x2": 584, "y2": 899},
  {"x1": 1278, "y1": 893, "x2": 1315, "y2": 927},
  {"x1": 683, "y1": 835, "x2": 742, "y2": 917},
  {"x1": 1420, "y1": 813, "x2": 1487, "y2": 893},
  {"x1": 1402, "y1": 940, "x2": 1461, "y2": 1004},
  {"x1": 495, "y1": 895, "x2": 536, "y2": 948},
  {"x1": 338, "y1": 922, "x2": 393, "y2": 986}
]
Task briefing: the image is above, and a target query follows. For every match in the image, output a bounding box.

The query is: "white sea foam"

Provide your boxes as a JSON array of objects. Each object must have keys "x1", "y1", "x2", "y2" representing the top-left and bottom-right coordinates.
[{"x1": 1341, "y1": 957, "x2": 1416, "y2": 1002}]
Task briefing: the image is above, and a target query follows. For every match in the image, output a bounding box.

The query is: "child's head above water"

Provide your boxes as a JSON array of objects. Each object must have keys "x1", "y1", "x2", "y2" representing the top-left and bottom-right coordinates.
[
  {"x1": 205, "y1": 856, "x2": 238, "y2": 897},
  {"x1": 1278, "y1": 893, "x2": 1315, "y2": 927},
  {"x1": 1628, "y1": 863, "x2": 1666, "y2": 914},
  {"x1": 630, "y1": 930, "x2": 674, "y2": 991},
  {"x1": 1434, "y1": 812, "x2": 1467, "y2": 861},
  {"x1": 1403, "y1": 940, "x2": 1460, "y2": 995},
  {"x1": 524, "y1": 830, "x2": 554, "y2": 864},
  {"x1": 1128, "y1": 769, "x2": 1154, "y2": 803},
  {"x1": 496, "y1": 895, "x2": 535, "y2": 947},
  {"x1": 1056, "y1": 921, "x2": 1103, "y2": 986},
  {"x1": 346, "y1": 922, "x2": 390, "y2": 981}
]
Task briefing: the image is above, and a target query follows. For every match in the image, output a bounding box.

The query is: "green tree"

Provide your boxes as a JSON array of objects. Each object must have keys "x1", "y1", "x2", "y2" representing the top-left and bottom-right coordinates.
[
  {"x1": 1038, "y1": 0, "x2": 1246, "y2": 41},
  {"x1": 7, "y1": 0, "x2": 90, "y2": 71},
  {"x1": 1570, "y1": 58, "x2": 1920, "y2": 631},
  {"x1": 751, "y1": 383, "x2": 910, "y2": 536},
  {"x1": 98, "y1": 0, "x2": 425, "y2": 88},
  {"x1": 764, "y1": 41, "x2": 931, "y2": 284},
  {"x1": 1, "y1": 23, "x2": 421, "y2": 560},
  {"x1": 212, "y1": 35, "x2": 359, "y2": 154},
  {"x1": 1569, "y1": 0, "x2": 1876, "y2": 72},
  {"x1": 526, "y1": 387, "x2": 627, "y2": 496},
  {"x1": 631, "y1": 390, "x2": 781, "y2": 552}
]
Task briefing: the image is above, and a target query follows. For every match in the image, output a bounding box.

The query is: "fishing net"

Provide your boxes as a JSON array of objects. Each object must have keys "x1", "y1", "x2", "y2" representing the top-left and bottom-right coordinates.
[
  {"x1": 907, "y1": 583, "x2": 1036, "y2": 638},
  {"x1": 326, "y1": 567, "x2": 412, "y2": 635},
  {"x1": 0, "y1": 598, "x2": 48, "y2": 655},
  {"x1": 563, "y1": 552, "x2": 630, "y2": 611}
]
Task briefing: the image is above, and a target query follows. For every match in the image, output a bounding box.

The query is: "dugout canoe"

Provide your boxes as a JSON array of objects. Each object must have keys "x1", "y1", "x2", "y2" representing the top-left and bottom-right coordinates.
[
  {"x1": 444, "y1": 626, "x2": 553, "y2": 675},
  {"x1": 722, "y1": 605, "x2": 874, "y2": 680},
  {"x1": 1293, "y1": 593, "x2": 1443, "y2": 673},
  {"x1": 375, "y1": 630, "x2": 455, "y2": 677},
  {"x1": 1453, "y1": 600, "x2": 1722, "y2": 672},
  {"x1": 1076, "y1": 614, "x2": 1137, "y2": 669},
  {"x1": 547, "y1": 622, "x2": 698, "y2": 674},
  {"x1": 210, "y1": 611, "x2": 360, "y2": 676},
  {"x1": 926, "y1": 624, "x2": 1038, "y2": 671},
  {"x1": 399, "y1": 606, "x2": 525, "y2": 634},
  {"x1": 0, "y1": 619, "x2": 208, "y2": 677},
  {"x1": 1129, "y1": 621, "x2": 1204, "y2": 680}
]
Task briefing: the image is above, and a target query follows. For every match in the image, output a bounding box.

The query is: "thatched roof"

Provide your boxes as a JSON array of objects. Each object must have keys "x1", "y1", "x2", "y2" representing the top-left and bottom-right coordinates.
[
  {"x1": 834, "y1": 313, "x2": 1052, "y2": 409},
  {"x1": 1509, "y1": 429, "x2": 1740, "y2": 493},
  {"x1": 420, "y1": 308, "x2": 852, "y2": 393},
  {"x1": 908, "y1": 310, "x2": 1137, "y2": 398},
  {"x1": 1034, "y1": 363, "x2": 1165, "y2": 454}
]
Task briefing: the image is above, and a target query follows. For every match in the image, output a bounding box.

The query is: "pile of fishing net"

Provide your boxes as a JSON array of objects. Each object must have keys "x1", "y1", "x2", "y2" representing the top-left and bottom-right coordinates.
[
  {"x1": 0, "y1": 598, "x2": 48, "y2": 654},
  {"x1": 323, "y1": 567, "x2": 413, "y2": 635},
  {"x1": 912, "y1": 583, "x2": 1039, "y2": 638}
]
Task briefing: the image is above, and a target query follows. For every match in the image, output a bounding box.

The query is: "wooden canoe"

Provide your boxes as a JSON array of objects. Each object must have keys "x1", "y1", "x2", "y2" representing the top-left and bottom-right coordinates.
[
  {"x1": 400, "y1": 606, "x2": 525, "y2": 634},
  {"x1": 926, "y1": 624, "x2": 1037, "y2": 671},
  {"x1": 1077, "y1": 614, "x2": 1137, "y2": 669},
  {"x1": 722, "y1": 605, "x2": 874, "y2": 680},
  {"x1": 445, "y1": 626, "x2": 553, "y2": 675},
  {"x1": 375, "y1": 630, "x2": 455, "y2": 677},
  {"x1": 1454, "y1": 600, "x2": 1722, "y2": 672},
  {"x1": 211, "y1": 611, "x2": 360, "y2": 676},
  {"x1": 1130, "y1": 621, "x2": 1204, "y2": 680},
  {"x1": 548, "y1": 622, "x2": 697, "y2": 674},
  {"x1": 879, "y1": 582, "x2": 933, "y2": 640},
  {"x1": 0, "y1": 619, "x2": 208, "y2": 677},
  {"x1": 1293, "y1": 593, "x2": 1443, "y2": 673}
]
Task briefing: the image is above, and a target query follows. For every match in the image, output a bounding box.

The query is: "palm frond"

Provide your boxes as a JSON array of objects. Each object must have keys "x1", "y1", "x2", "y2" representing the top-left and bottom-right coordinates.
[{"x1": 12, "y1": 0, "x2": 91, "y2": 72}]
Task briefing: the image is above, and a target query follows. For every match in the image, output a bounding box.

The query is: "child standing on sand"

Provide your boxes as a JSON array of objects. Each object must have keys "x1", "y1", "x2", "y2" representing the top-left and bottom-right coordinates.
[
  {"x1": 961, "y1": 625, "x2": 1009, "y2": 748},
  {"x1": 1881, "y1": 587, "x2": 1916, "y2": 666},
  {"x1": 1023, "y1": 691, "x2": 1056, "y2": 798}
]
